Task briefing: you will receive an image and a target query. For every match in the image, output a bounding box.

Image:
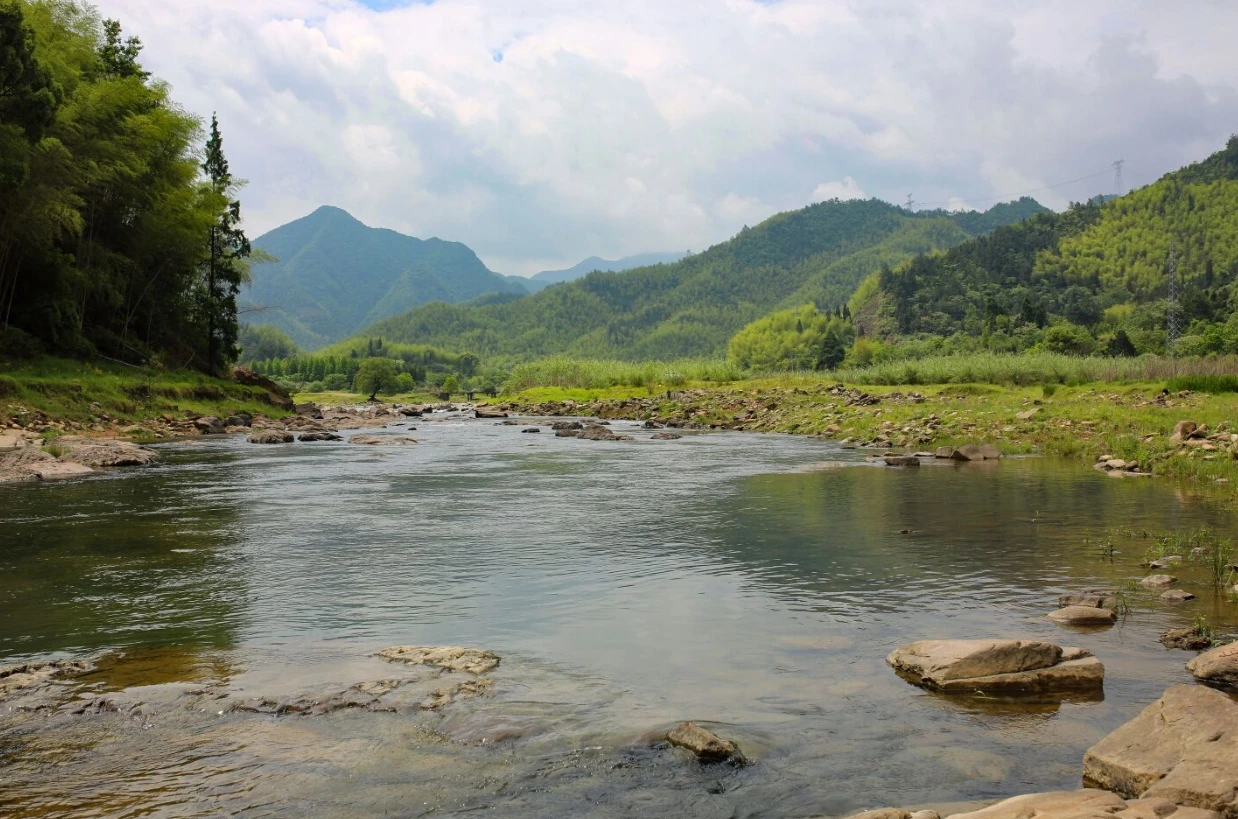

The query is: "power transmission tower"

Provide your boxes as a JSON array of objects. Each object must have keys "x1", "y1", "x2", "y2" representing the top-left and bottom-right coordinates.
[
  {"x1": 1166, "y1": 241, "x2": 1180, "y2": 361},
  {"x1": 905, "y1": 193, "x2": 915, "y2": 211},
  {"x1": 1112, "y1": 159, "x2": 1125, "y2": 197}
]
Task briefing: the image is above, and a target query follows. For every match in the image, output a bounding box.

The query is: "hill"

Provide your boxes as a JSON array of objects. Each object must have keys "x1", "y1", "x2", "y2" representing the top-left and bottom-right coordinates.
[
  {"x1": 858, "y1": 136, "x2": 1238, "y2": 357},
  {"x1": 523, "y1": 252, "x2": 688, "y2": 292},
  {"x1": 343, "y1": 197, "x2": 1047, "y2": 362},
  {"x1": 242, "y1": 207, "x2": 527, "y2": 348}
]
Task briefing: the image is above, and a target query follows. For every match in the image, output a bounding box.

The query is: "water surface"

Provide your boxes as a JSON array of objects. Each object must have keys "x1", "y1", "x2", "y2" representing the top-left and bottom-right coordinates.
[{"x1": 2, "y1": 417, "x2": 1235, "y2": 818}]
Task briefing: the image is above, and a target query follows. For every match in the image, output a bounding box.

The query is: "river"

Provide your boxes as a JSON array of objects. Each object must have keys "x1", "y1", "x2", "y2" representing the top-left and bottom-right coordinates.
[{"x1": 1, "y1": 414, "x2": 1235, "y2": 818}]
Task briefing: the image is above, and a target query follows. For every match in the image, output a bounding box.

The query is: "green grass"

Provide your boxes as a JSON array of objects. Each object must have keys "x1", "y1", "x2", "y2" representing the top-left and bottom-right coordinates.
[
  {"x1": 1167, "y1": 374, "x2": 1238, "y2": 394},
  {"x1": 0, "y1": 357, "x2": 290, "y2": 429}
]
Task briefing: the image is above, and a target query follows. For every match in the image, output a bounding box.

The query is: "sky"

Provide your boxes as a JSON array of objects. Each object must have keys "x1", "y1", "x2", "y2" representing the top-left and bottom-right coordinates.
[{"x1": 96, "y1": 0, "x2": 1238, "y2": 275}]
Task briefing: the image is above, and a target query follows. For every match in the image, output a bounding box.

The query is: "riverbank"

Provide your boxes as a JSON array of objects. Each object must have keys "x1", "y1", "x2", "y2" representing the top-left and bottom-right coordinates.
[{"x1": 503, "y1": 378, "x2": 1238, "y2": 489}]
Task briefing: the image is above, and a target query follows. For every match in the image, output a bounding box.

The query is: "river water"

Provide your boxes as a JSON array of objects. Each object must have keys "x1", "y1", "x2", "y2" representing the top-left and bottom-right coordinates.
[{"x1": 2, "y1": 416, "x2": 1236, "y2": 818}]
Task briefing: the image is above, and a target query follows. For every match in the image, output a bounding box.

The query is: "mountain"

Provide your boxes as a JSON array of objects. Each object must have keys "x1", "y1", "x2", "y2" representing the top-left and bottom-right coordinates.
[
  {"x1": 341, "y1": 197, "x2": 1047, "y2": 362},
  {"x1": 522, "y1": 252, "x2": 689, "y2": 292},
  {"x1": 856, "y1": 136, "x2": 1238, "y2": 355},
  {"x1": 243, "y1": 206, "x2": 527, "y2": 348}
]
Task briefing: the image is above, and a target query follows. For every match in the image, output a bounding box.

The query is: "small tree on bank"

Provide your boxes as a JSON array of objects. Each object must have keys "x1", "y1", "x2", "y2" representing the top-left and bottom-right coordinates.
[
  {"x1": 354, "y1": 357, "x2": 399, "y2": 401},
  {"x1": 201, "y1": 113, "x2": 251, "y2": 373}
]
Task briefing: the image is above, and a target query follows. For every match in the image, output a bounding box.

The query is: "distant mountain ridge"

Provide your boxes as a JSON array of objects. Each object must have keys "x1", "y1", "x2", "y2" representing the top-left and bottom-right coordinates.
[
  {"x1": 523, "y1": 252, "x2": 688, "y2": 292},
  {"x1": 343, "y1": 196, "x2": 1049, "y2": 361},
  {"x1": 243, "y1": 206, "x2": 527, "y2": 348}
]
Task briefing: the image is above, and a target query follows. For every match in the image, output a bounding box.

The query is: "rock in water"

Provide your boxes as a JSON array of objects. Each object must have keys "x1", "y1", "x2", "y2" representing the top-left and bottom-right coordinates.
[
  {"x1": 52, "y1": 436, "x2": 158, "y2": 467},
  {"x1": 1141, "y1": 574, "x2": 1178, "y2": 589},
  {"x1": 1161, "y1": 589, "x2": 1196, "y2": 603},
  {"x1": 950, "y1": 444, "x2": 1002, "y2": 461},
  {"x1": 1047, "y1": 606, "x2": 1117, "y2": 627},
  {"x1": 0, "y1": 660, "x2": 92, "y2": 698},
  {"x1": 1161, "y1": 628, "x2": 1213, "y2": 651},
  {"x1": 883, "y1": 454, "x2": 920, "y2": 467},
  {"x1": 887, "y1": 639, "x2": 1103, "y2": 694},
  {"x1": 379, "y1": 646, "x2": 500, "y2": 675},
  {"x1": 1083, "y1": 684, "x2": 1238, "y2": 814},
  {"x1": 1186, "y1": 641, "x2": 1238, "y2": 688},
  {"x1": 297, "y1": 432, "x2": 342, "y2": 442},
  {"x1": 1058, "y1": 593, "x2": 1118, "y2": 610},
  {"x1": 248, "y1": 430, "x2": 294, "y2": 444},
  {"x1": 665, "y1": 721, "x2": 746, "y2": 764},
  {"x1": 350, "y1": 435, "x2": 417, "y2": 445}
]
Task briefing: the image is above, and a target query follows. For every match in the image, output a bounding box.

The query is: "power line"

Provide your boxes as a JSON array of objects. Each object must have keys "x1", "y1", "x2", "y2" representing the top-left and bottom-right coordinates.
[{"x1": 912, "y1": 167, "x2": 1114, "y2": 209}]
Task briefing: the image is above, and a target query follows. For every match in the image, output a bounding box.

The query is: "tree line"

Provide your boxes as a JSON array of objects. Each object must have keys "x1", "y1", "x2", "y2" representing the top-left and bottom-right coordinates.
[{"x1": 0, "y1": 0, "x2": 249, "y2": 373}]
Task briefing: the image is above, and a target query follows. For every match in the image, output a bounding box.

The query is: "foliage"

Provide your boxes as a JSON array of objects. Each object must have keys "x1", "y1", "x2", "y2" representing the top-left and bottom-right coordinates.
[
  {"x1": 502, "y1": 357, "x2": 741, "y2": 392},
  {"x1": 200, "y1": 113, "x2": 251, "y2": 372},
  {"x1": 346, "y1": 198, "x2": 1044, "y2": 362},
  {"x1": 242, "y1": 206, "x2": 527, "y2": 348},
  {"x1": 0, "y1": 1, "x2": 247, "y2": 372},
  {"x1": 440, "y1": 374, "x2": 459, "y2": 394},
  {"x1": 727, "y1": 304, "x2": 853, "y2": 371},
  {"x1": 237, "y1": 324, "x2": 299, "y2": 364},
  {"x1": 353, "y1": 357, "x2": 399, "y2": 400}
]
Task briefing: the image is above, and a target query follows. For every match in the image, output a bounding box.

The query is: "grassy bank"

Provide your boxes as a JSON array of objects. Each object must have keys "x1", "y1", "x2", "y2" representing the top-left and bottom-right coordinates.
[{"x1": 0, "y1": 357, "x2": 290, "y2": 433}]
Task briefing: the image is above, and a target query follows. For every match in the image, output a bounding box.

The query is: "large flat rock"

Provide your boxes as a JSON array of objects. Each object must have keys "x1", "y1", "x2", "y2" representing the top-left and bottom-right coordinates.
[
  {"x1": 888, "y1": 639, "x2": 1104, "y2": 694},
  {"x1": 1187, "y1": 642, "x2": 1238, "y2": 689},
  {"x1": 1083, "y1": 685, "x2": 1238, "y2": 817}
]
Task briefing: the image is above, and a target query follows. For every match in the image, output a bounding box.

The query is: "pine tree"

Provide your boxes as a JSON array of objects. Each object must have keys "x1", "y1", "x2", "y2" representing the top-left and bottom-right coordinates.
[{"x1": 201, "y1": 113, "x2": 251, "y2": 373}]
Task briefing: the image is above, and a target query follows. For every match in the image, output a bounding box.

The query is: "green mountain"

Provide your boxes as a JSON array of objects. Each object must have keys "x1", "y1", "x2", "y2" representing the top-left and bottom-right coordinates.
[
  {"x1": 346, "y1": 197, "x2": 1047, "y2": 362},
  {"x1": 522, "y1": 252, "x2": 689, "y2": 292},
  {"x1": 243, "y1": 206, "x2": 527, "y2": 348},
  {"x1": 858, "y1": 136, "x2": 1238, "y2": 356}
]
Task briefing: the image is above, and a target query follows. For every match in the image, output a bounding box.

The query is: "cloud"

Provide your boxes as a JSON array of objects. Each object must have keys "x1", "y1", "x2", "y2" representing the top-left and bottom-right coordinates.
[
  {"x1": 812, "y1": 177, "x2": 867, "y2": 202},
  {"x1": 95, "y1": 0, "x2": 1238, "y2": 273}
]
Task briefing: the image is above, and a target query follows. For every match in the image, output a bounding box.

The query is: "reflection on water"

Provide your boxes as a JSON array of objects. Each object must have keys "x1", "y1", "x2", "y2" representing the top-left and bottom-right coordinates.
[{"x1": 2, "y1": 418, "x2": 1236, "y2": 818}]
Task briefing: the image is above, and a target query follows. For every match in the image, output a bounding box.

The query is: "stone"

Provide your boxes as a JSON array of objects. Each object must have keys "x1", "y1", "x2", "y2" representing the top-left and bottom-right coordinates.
[
  {"x1": 1148, "y1": 556, "x2": 1183, "y2": 569},
  {"x1": 0, "y1": 660, "x2": 92, "y2": 698},
  {"x1": 521, "y1": 427, "x2": 540, "y2": 433},
  {"x1": 1141, "y1": 575, "x2": 1178, "y2": 589},
  {"x1": 231, "y1": 366, "x2": 294, "y2": 410},
  {"x1": 248, "y1": 430, "x2": 294, "y2": 444},
  {"x1": 1048, "y1": 606, "x2": 1118, "y2": 626},
  {"x1": 1059, "y1": 593, "x2": 1118, "y2": 610},
  {"x1": 935, "y1": 446, "x2": 955, "y2": 459},
  {"x1": 350, "y1": 435, "x2": 417, "y2": 445},
  {"x1": 950, "y1": 443, "x2": 1001, "y2": 461},
  {"x1": 555, "y1": 428, "x2": 582, "y2": 438},
  {"x1": 223, "y1": 414, "x2": 252, "y2": 428},
  {"x1": 1186, "y1": 641, "x2": 1238, "y2": 688},
  {"x1": 193, "y1": 416, "x2": 225, "y2": 435},
  {"x1": 1170, "y1": 421, "x2": 1199, "y2": 444},
  {"x1": 948, "y1": 790, "x2": 1128, "y2": 819},
  {"x1": 887, "y1": 639, "x2": 1103, "y2": 694},
  {"x1": 1160, "y1": 628, "x2": 1213, "y2": 651},
  {"x1": 844, "y1": 810, "x2": 911, "y2": 819},
  {"x1": 1016, "y1": 407, "x2": 1041, "y2": 420},
  {"x1": 28, "y1": 461, "x2": 95, "y2": 480},
  {"x1": 52, "y1": 436, "x2": 157, "y2": 468},
  {"x1": 651, "y1": 432, "x2": 683, "y2": 440},
  {"x1": 883, "y1": 454, "x2": 920, "y2": 467},
  {"x1": 665, "y1": 721, "x2": 746, "y2": 764},
  {"x1": 1160, "y1": 589, "x2": 1196, "y2": 604},
  {"x1": 1083, "y1": 684, "x2": 1238, "y2": 815},
  {"x1": 551, "y1": 421, "x2": 583, "y2": 431},
  {"x1": 475, "y1": 407, "x2": 508, "y2": 419},
  {"x1": 1106, "y1": 459, "x2": 1129, "y2": 471},
  {"x1": 297, "y1": 432, "x2": 342, "y2": 442},
  {"x1": 378, "y1": 646, "x2": 500, "y2": 675}
]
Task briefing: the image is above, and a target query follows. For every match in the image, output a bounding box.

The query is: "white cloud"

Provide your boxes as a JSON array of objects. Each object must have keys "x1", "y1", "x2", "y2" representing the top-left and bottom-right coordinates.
[
  {"x1": 812, "y1": 177, "x2": 867, "y2": 202},
  {"x1": 95, "y1": 0, "x2": 1238, "y2": 273}
]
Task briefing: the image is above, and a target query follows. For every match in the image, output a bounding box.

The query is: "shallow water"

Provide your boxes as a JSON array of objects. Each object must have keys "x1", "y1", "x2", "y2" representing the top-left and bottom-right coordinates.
[{"x1": 2, "y1": 417, "x2": 1236, "y2": 818}]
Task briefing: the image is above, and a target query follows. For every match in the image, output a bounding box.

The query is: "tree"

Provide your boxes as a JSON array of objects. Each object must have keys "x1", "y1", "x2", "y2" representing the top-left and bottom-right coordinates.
[
  {"x1": 98, "y1": 19, "x2": 147, "y2": 79},
  {"x1": 237, "y1": 324, "x2": 298, "y2": 364},
  {"x1": 354, "y1": 357, "x2": 398, "y2": 401},
  {"x1": 441, "y1": 374, "x2": 460, "y2": 394},
  {"x1": 201, "y1": 113, "x2": 251, "y2": 372}
]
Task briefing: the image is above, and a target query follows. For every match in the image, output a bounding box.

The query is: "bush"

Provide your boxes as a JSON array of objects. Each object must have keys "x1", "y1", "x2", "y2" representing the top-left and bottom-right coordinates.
[
  {"x1": 323, "y1": 373, "x2": 348, "y2": 391},
  {"x1": 394, "y1": 372, "x2": 415, "y2": 393},
  {"x1": 1041, "y1": 323, "x2": 1095, "y2": 356}
]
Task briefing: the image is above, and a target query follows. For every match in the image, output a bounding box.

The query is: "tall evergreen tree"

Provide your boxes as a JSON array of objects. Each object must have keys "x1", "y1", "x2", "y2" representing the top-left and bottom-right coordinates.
[{"x1": 201, "y1": 113, "x2": 251, "y2": 372}]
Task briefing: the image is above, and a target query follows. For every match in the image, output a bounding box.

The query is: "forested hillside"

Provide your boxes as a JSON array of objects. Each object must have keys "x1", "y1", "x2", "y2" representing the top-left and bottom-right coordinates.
[
  {"x1": 347, "y1": 197, "x2": 1046, "y2": 362},
  {"x1": 524, "y1": 251, "x2": 688, "y2": 292},
  {"x1": 861, "y1": 136, "x2": 1238, "y2": 358},
  {"x1": 244, "y1": 206, "x2": 527, "y2": 348},
  {"x1": 0, "y1": 1, "x2": 250, "y2": 371}
]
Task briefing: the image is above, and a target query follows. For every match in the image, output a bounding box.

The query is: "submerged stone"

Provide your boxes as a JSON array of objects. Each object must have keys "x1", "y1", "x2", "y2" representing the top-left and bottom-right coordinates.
[
  {"x1": 379, "y1": 646, "x2": 500, "y2": 675},
  {"x1": 1047, "y1": 606, "x2": 1117, "y2": 627},
  {"x1": 665, "y1": 721, "x2": 746, "y2": 764},
  {"x1": 887, "y1": 639, "x2": 1103, "y2": 694}
]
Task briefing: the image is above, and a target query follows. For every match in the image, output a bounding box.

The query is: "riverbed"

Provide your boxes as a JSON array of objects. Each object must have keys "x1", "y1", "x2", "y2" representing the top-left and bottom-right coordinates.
[{"x1": 2, "y1": 416, "x2": 1235, "y2": 818}]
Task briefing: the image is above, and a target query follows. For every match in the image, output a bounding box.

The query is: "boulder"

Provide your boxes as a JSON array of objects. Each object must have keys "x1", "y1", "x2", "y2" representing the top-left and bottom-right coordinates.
[
  {"x1": 948, "y1": 790, "x2": 1218, "y2": 819},
  {"x1": 1148, "y1": 556, "x2": 1183, "y2": 569},
  {"x1": 294, "y1": 402, "x2": 323, "y2": 419},
  {"x1": 28, "y1": 461, "x2": 95, "y2": 480},
  {"x1": 52, "y1": 436, "x2": 158, "y2": 468},
  {"x1": 1016, "y1": 408, "x2": 1041, "y2": 421},
  {"x1": 475, "y1": 407, "x2": 508, "y2": 419},
  {"x1": 379, "y1": 646, "x2": 500, "y2": 675},
  {"x1": 1186, "y1": 641, "x2": 1238, "y2": 688},
  {"x1": 950, "y1": 444, "x2": 1002, "y2": 461},
  {"x1": 1048, "y1": 606, "x2": 1117, "y2": 627},
  {"x1": 1161, "y1": 590, "x2": 1196, "y2": 604},
  {"x1": 521, "y1": 427, "x2": 541, "y2": 433},
  {"x1": 297, "y1": 432, "x2": 342, "y2": 442},
  {"x1": 248, "y1": 430, "x2": 294, "y2": 444},
  {"x1": 232, "y1": 366, "x2": 294, "y2": 410},
  {"x1": 193, "y1": 415, "x2": 225, "y2": 434},
  {"x1": 1059, "y1": 593, "x2": 1118, "y2": 610},
  {"x1": 665, "y1": 721, "x2": 746, "y2": 764},
  {"x1": 1141, "y1": 575, "x2": 1178, "y2": 589},
  {"x1": 350, "y1": 435, "x2": 417, "y2": 445},
  {"x1": 887, "y1": 639, "x2": 1103, "y2": 694},
  {"x1": 551, "y1": 421, "x2": 583, "y2": 431},
  {"x1": 883, "y1": 454, "x2": 921, "y2": 467},
  {"x1": 223, "y1": 414, "x2": 252, "y2": 428},
  {"x1": 934, "y1": 446, "x2": 955, "y2": 459},
  {"x1": 1083, "y1": 684, "x2": 1238, "y2": 815},
  {"x1": 1170, "y1": 421, "x2": 1199, "y2": 444},
  {"x1": 1161, "y1": 628, "x2": 1214, "y2": 651},
  {"x1": 651, "y1": 433, "x2": 683, "y2": 440}
]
